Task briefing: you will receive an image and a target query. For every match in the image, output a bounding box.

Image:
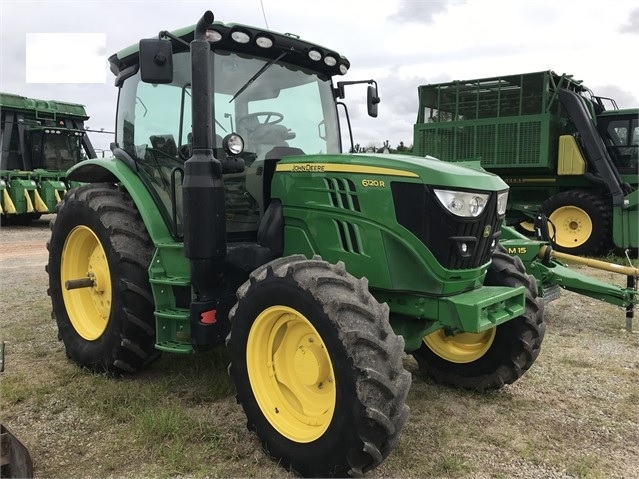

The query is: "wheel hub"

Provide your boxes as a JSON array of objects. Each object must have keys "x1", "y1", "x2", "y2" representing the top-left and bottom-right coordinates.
[
  {"x1": 549, "y1": 205, "x2": 592, "y2": 247},
  {"x1": 294, "y1": 339, "x2": 331, "y2": 387},
  {"x1": 247, "y1": 306, "x2": 336, "y2": 442},
  {"x1": 424, "y1": 328, "x2": 496, "y2": 364},
  {"x1": 61, "y1": 226, "x2": 112, "y2": 341}
]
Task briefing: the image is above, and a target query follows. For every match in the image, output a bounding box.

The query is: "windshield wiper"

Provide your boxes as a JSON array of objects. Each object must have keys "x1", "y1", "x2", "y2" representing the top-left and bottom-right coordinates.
[{"x1": 229, "y1": 49, "x2": 290, "y2": 103}]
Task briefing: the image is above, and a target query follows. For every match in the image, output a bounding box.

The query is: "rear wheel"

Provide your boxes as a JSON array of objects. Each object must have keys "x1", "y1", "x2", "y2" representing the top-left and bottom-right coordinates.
[
  {"x1": 513, "y1": 220, "x2": 535, "y2": 237},
  {"x1": 414, "y1": 245, "x2": 545, "y2": 391},
  {"x1": 541, "y1": 191, "x2": 611, "y2": 255},
  {"x1": 228, "y1": 256, "x2": 411, "y2": 477},
  {"x1": 47, "y1": 183, "x2": 157, "y2": 374}
]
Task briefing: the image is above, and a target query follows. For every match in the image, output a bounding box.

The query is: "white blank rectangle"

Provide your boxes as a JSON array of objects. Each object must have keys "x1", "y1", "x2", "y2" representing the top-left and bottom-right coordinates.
[{"x1": 26, "y1": 33, "x2": 106, "y2": 84}]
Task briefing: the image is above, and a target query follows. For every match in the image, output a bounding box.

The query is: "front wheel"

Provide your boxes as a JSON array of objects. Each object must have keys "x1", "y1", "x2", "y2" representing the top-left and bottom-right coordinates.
[
  {"x1": 227, "y1": 256, "x2": 411, "y2": 477},
  {"x1": 414, "y1": 245, "x2": 545, "y2": 391},
  {"x1": 47, "y1": 183, "x2": 157, "y2": 374}
]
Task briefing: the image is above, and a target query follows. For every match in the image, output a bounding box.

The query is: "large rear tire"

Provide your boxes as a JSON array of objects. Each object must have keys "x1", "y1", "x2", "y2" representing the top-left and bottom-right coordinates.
[
  {"x1": 47, "y1": 183, "x2": 157, "y2": 374},
  {"x1": 414, "y1": 245, "x2": 545, "y2": 391},
  {"x1": 227, "y1": 256, "x2": 411, "y2": 477},
  {"x1": 540, "y1": 190, "x2": 611, "y2": 255}
]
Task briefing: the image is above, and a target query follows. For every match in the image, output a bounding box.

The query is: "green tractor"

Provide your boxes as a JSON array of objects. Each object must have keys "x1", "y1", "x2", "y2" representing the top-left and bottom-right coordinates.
[
  {"x1": 0, "y1": 92, "x2": 96, "y2": 225},
  {"x1": 413, "y1": 71, "x2": 638, "y2": 256},
  {"x1": 46, "y1": 11, "x2": 544, "y2": 476}
]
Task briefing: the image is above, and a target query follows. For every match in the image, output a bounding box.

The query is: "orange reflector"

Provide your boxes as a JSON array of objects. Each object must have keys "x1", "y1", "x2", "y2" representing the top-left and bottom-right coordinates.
[{"x1": 200, "y1": 309, "x2": 217, "y2": 324}]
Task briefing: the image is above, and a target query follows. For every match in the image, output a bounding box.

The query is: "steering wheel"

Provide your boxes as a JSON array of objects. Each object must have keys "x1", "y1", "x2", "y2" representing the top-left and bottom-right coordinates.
[{"x1": 237, "y1": 111, "x2": 284, "y2": 133}]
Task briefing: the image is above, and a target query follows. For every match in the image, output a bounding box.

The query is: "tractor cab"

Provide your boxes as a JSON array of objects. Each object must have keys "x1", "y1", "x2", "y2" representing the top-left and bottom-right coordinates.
[
  {"x1": 108, "y1": 20, "x2": 375, "y2": 239},
  {"x1": 596, "y1": 109, "x2": 639, "y2": 173}
]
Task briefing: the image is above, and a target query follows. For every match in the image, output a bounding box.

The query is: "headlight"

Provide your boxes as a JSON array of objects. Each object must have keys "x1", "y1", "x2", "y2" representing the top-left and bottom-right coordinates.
[
  {"x1": 230, "y1": 30, "x2": 251, "y2": 44},
  {"x1": 308, "y1": 49, "x2": 322, "y2": 61},
  {"x1": 222, "y1": 133, "x2": 244, "y2": 156},
  {"x1": 324, "y1": 55, "x2": 337, "y2": 66},
  {"x1": 206, "y1": 29, "x2": 222, "y2": 43},
  {"x1": 497, "y1": 191, "x2": 509, "y2": 215},
  {"x1": 255, "y1": 34, "x2": 273, "y2": 48},
  {"x1": 433, "y1": 189, "x2": 489, "y2": 217}
]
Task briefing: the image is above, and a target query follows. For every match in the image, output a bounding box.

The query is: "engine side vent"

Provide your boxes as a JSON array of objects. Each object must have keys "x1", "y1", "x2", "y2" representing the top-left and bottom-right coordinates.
[
  {"x1": 324, "y1": 177, "x2": 361, "y2": 212},
  {"x1": 334, "y1": 219, "x2": 361, "y2": 254}
]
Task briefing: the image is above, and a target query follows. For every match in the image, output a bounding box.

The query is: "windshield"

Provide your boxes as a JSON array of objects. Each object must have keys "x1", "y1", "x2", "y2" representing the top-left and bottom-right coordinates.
[
  {"x1": 601, "y1": 115, "x2": 638, "y2": 172},
  {"x1": 117, "y1": 50, "x2": 340, "y2": 160},
  {"x1": 115, "y1": 50, "x2": 341, "y2": 236},
  {"x1": 31, "y1": 130, "x2": 83, "y2": 171}
]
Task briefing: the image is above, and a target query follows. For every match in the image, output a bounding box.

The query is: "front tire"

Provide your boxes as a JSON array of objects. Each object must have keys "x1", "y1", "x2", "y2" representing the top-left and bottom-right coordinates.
[
  {"x1": 47, "y1": 183, "x2": 157, "y2": 374},
  {"x1": 227, "y1": 256, "x2": 411, "y2": 477},
  {"x1": 414, "y1": 245, "x2": 545, "y2": 391}
]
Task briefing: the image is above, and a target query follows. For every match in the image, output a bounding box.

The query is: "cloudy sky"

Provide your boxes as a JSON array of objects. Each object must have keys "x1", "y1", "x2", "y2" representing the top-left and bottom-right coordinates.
[{"x1": 1, "y1": 0, "x2": 638, "y2": 154}]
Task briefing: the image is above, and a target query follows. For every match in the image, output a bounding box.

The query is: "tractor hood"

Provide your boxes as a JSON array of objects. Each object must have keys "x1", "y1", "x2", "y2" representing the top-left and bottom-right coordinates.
[
  {"x1": 275, "y1": 153, "x2": 508, "y2": 192},
  {"x1": 272, "y1": 151, "x2": 510, "y2": 296}
]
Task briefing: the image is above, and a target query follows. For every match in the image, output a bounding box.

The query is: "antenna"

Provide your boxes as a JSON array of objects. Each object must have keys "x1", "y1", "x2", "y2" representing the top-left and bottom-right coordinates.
[{"x1": 260, "y1": 0, "x2": 270, "y2": 29}]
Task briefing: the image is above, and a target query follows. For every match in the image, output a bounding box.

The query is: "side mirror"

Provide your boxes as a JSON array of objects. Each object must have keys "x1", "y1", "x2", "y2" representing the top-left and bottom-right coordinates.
[
  {"x1": 139, "y1": 38, "x2": 173, "y2": 84},
  {"x1": 367, "y1": 85, "x2": 380, "y2": 118}
]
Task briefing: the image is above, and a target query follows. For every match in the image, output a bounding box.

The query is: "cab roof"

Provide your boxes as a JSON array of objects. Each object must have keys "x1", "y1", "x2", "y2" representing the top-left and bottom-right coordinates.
[{"x1": 108, "y1": 17, "x2": 350, "y2": 84}]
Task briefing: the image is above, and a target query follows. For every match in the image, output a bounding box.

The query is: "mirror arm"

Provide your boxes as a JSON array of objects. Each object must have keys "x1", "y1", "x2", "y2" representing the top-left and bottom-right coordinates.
[{"x1": 158, "y1": 30, "x2": 190, "y2": 47}]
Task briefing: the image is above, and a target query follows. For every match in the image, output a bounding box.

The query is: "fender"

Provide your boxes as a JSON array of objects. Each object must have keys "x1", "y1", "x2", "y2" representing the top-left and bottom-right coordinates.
[{"x1": 67, "y1": 157, "x2": 173, "y2": 244}]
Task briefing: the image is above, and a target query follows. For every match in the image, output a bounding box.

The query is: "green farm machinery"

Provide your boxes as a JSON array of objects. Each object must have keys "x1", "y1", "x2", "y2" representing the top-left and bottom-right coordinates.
[
  {"x1": 413, "y1": 71, "x2": 638, "y2": 256},
  {"x1": 45, "y1": 11, "x2": 637, "y2": 477},
  {"x1": 0, "y1": 93, "x2": 96, "y2": 225}
]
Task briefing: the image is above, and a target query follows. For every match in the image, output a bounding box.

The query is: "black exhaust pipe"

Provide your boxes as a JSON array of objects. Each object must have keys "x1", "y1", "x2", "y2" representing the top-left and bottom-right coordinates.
[{"x1": 182, "y1": 11, "x2": 227, "y2": 351}]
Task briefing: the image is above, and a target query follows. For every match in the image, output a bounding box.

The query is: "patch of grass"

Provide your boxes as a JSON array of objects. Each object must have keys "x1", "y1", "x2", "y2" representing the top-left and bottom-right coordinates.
[
  {"x1": 0, "y1": 372, "x2": 33, "y2": 404},
  {"x1": 429, "y1": 453, "x2": 471, "y2": 477},
  {"x1": 566, "y1": 453, "x2": 603, "y2": 478},
  {"x1": 559, "y1": 356, "x2": 595, "y2": 368},
  {"x1": 137, "y1": 403, "x2": 221, "y2": 444},
  {"x1": 518, "y1": 436, "x2": 556, "y2": 467},
  {"x1": 0, "y1": 371, "x2": 60, "y2": 408},
  {"x1": 155, "y1": 439, "x2": 190, "y2": 476}
]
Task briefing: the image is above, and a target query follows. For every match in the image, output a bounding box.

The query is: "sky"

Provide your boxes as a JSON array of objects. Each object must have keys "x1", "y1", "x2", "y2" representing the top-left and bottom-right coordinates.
[{"x1": 1, "y1": 0, "x2": 638, "y2": 154}]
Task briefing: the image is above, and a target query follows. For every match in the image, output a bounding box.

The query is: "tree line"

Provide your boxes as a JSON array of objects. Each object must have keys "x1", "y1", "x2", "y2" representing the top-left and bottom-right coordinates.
[{"x1": 350, "y1": 140, "x2": 413, "y2": 154}]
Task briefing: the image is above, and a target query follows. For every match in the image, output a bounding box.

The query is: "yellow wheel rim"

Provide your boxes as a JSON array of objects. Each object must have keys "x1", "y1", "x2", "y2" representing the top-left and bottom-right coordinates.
[
  {"x1": 247, "y1": 305, "x2": 336, "y2": 443},
  {"x1": 61, "y1": 226, "x2": 112, "y2": 341},
  {"x1": 424, "y1": 328, "x2": 496, "y2": 364},
  {"x1": 518, "y1": 220, "x2": 535, "y2": 234},
  {"x1": 548, "y1": 206, "x2": 592, "y2": 248}
]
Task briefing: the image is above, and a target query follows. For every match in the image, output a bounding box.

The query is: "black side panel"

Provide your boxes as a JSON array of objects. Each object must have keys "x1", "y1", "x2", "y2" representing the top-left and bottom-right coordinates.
[
  {"x1": 16, "y1": 121, "x2": 31, "y2": 170},
  {"x1": 0, "y1": 111, "x2": 30, "y2": 170},
  {"x1": 558, "y1": 89, "x2": 625, "y2": 205},
  {"x1": 263, "y1": 147, "x2": 305, "y2": 207},
  {"x1": 1, "y1": 111, "x2": 16, "y2": 169},
  {"x1": 257, "y1": 199, "x2": 284, "y2": 257}
]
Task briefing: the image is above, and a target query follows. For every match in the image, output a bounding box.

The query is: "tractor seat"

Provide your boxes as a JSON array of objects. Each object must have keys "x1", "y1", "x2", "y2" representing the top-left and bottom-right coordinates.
[{"x1": 250, "y1": 124, "x2": 296, "y2": 159}]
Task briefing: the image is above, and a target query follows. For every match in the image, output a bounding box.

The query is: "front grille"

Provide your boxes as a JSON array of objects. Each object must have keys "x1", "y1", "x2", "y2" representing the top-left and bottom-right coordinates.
[{"x1": 392, "y1": 182, "x2": 502, "y2": 269}]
